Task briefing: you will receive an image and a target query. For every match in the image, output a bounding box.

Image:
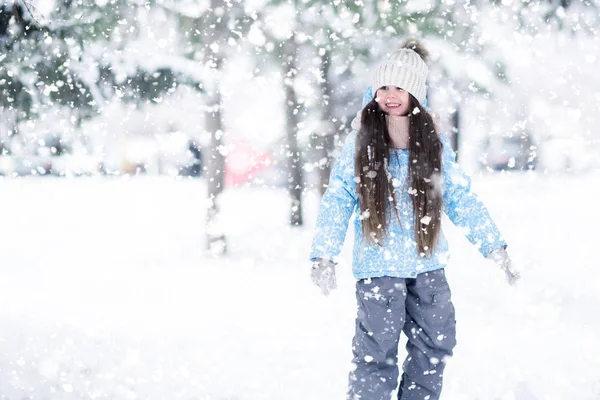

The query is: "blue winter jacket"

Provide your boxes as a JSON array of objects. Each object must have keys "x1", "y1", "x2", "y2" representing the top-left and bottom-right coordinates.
[{"x1": 309, "y1": 131, "x2": 507, "y2": 280}]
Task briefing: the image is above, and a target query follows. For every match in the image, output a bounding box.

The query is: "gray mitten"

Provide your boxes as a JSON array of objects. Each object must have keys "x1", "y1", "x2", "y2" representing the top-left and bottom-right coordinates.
[
  {"x1": 311, "y1": 258, "x2": 337, "y2": 296},
  {"x1": 487, "y1": 248, "x2": 521, "y2": 286}
]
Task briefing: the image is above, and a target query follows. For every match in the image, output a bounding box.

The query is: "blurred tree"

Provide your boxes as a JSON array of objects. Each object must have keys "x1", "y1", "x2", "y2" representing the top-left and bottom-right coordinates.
[
  {"x1": 242, "y1": 2, "x2": 306, "y2": 226},
  {"x1": 1, "y1": 0, "x2": 65, "y2": 150},
  {"x1": 161, "y1": 0, "x2": 254, "y2": 255},
  {"x1": 253, "y1": 0, "x2": 365, "y2": 224},
  {"x1": 303, "y1": 2, "x2": 364, "y2": 198},
  {"x1": 0, "y1": 0, "x2": 191, "y2": 156},
  {"x1": 280, "y1": 33, "x2": 304, "y2": 226}
]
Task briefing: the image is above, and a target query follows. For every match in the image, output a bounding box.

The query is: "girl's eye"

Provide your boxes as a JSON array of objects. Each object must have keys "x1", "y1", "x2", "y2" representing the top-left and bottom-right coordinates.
[
  {"x1": 395, "y1": 87, "x2": 404, "y2": 91},
  {"x1": 380, "y1": 86, "x2": 389, "y2": 90}
]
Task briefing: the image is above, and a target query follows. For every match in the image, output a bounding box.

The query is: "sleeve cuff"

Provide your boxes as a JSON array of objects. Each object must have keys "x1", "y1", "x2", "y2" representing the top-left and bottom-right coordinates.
[{"x1": 480, "y1": 241, "x2": 508, "y2": 258}]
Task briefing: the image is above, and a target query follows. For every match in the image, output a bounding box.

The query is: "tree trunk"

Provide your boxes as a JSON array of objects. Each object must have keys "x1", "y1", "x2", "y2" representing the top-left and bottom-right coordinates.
[
  {"x1": 0, "y1": 110, "x2": 19, "y2": 155},
  {"x1": 282, "y1": 35, "x2": 303, "y2": 226},
  {"x1": 205, "y1": 84, "x2": 227, "y2": 255},
  {"x1": 201, "y1": 0, "x2": 229, "y2": 255},
  {"x1": 316, "y1": 48, "x2": 335, "y2": 197},
  {"x1": 450, "y1": 105, "x2": 460, "y2": 161}
]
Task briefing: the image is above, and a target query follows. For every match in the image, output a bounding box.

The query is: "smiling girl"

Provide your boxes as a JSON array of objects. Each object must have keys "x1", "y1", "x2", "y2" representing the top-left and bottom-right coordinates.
[{"x1": 309, "y1": 40, "x2": 520, "y2": 400}]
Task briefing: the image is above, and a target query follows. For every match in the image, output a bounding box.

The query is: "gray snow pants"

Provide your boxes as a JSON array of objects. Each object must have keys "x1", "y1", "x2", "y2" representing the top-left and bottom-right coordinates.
[{"x1": 348, "y1": 269, "x2": 457, "y2": 400}]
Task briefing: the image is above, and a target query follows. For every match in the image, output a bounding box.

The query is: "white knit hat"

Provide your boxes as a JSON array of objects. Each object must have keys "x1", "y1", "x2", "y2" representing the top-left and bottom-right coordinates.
[{"x1": 372, "y1": 48, "x2": 428, "y2": 104}]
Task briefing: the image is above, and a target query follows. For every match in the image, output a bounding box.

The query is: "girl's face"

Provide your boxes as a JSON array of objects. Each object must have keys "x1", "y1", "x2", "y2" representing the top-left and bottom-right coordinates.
[{"x1": 375, "y1": 86, "x2": 410, "y2": 117}]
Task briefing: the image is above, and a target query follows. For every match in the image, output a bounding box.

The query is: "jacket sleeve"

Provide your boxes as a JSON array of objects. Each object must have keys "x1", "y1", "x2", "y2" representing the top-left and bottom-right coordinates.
[
  {"x1": 441, "y1": 134, "x2": 507, "y2": 257},
  {"x1": 309, "y1": 132, "x2": 358, "y2": 263}
]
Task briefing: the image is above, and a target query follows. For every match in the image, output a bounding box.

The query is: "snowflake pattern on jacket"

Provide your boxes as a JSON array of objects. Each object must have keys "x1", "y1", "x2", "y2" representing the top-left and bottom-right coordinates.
[{"x1": 309, "y1": 131, "x2": 507, "y2": 279}]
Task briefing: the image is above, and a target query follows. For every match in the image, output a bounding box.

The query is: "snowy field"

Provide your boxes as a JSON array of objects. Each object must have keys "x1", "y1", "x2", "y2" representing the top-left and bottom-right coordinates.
[{"x1": 1, "y1": 173, "x2": 599, "y2": 400}]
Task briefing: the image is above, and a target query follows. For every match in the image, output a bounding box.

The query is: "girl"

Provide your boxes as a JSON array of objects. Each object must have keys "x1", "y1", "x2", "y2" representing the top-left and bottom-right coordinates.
[{"x1": 309, "y1": 40, "x2": 520, "y2": 400}]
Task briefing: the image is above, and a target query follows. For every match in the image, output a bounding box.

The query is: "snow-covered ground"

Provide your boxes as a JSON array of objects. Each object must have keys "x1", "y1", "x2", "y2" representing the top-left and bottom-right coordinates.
[{"x1": 1, "y1": 173, "x2": 599, "y2": 400}]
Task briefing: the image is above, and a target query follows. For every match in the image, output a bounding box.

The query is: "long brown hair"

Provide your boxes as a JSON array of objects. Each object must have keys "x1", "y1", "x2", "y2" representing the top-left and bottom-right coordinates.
[{"x1": 355, "y1": 95, "x2": 443, "y2": 257}]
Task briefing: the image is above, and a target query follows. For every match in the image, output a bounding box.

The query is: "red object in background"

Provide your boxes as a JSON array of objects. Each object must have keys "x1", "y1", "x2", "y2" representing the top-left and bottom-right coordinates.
[{"x1": 224, "y1": 140, "x2": 273, "y2": 187}]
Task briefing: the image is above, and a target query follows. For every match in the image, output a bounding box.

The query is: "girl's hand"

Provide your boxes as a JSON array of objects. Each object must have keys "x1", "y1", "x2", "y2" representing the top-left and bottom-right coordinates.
[
  {"x1": 311, "y1": 259, "x2": 337, "y2": 296},
  {"x1": 487, "y1": 248, "x2": 521, "y2": 286}
]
